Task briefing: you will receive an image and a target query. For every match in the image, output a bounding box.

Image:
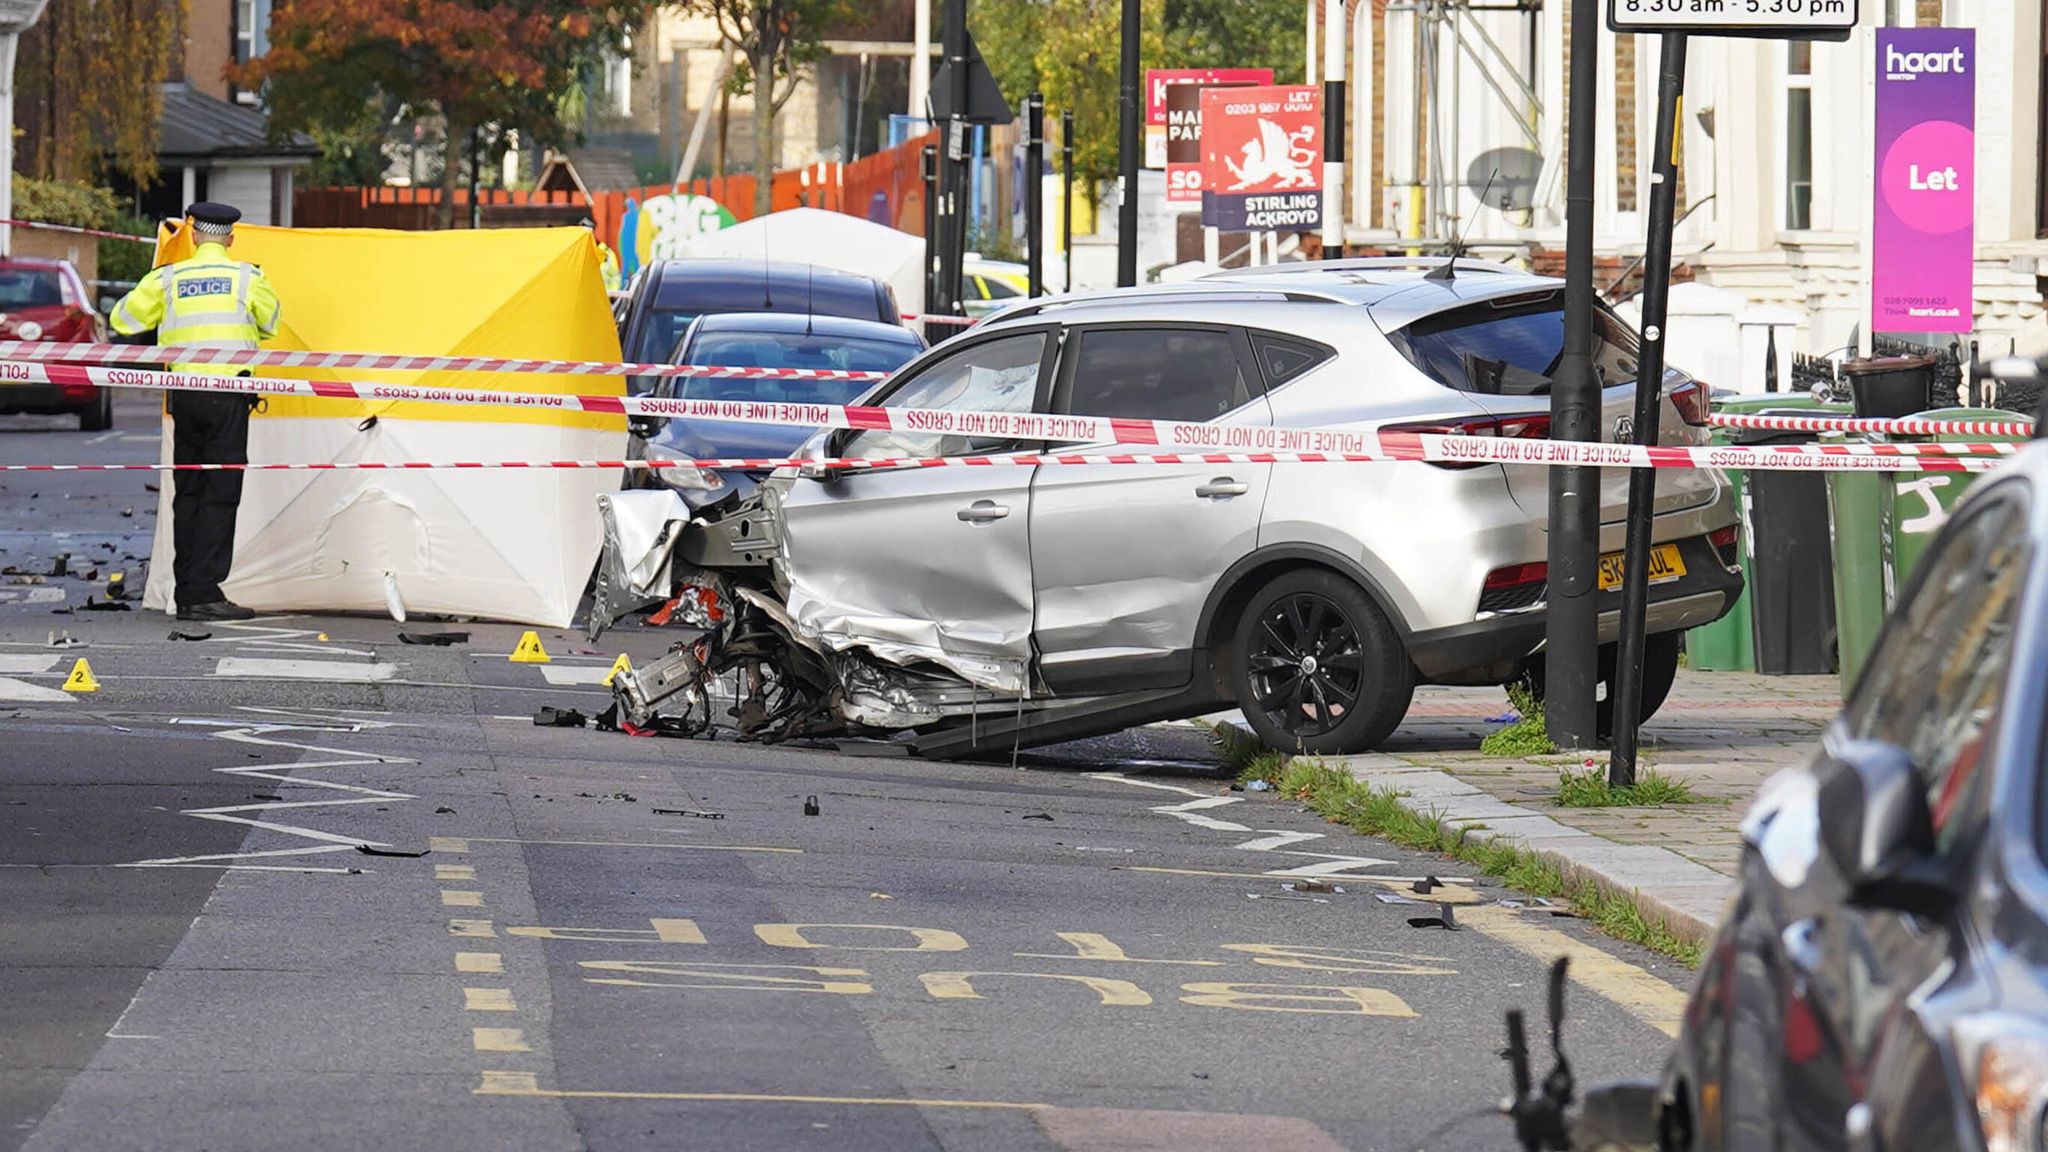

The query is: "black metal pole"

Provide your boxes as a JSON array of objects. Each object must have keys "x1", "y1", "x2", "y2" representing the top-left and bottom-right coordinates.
[
  {"x1": 1542, "y1": 0, "x2": 1603, "y2": 750},
  {"x1": 1026, "y1": 91, "x2": 1045, "y2": 299},
  {"x1": 921, "y1": 142, "x2": 938, "y2": 343},
  {"x1": 1608, "y1": 32, "x2": 1689, "y2": 787},
  {"x1": 1115, "y1": 0, "x2": 1139, "y2": 286},
  {"x1": 1062, "y1": 109, "x2": 1075, "y2": 293},
  {"x1": 940, "y1": 0, "x2": 970, "y2": 318}
]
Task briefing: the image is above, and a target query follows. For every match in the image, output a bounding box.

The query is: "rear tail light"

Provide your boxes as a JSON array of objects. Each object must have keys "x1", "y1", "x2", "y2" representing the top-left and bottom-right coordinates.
[
  {"x1": 1480, "y1": 561, "x2": 1550, "y2": 613},
  {"x1": 1384, "y1": 413, "x2": 1551, "y2": 470},
  {"x1": 1484, "y1": 561, "x2": 1549, "y2": 589},
  {"x1": 1708, "y1": 524, "x2": 1740, "y2": 566},
  {"x1": 1670, "y1": 381, "x2": 1711, "y2": 426}
]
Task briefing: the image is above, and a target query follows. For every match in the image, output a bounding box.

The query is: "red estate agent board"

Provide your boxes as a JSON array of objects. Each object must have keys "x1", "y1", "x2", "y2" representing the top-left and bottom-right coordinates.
[
  {"x1": 1144, "y1": 67, "x2": 1272, "y2": 168},
  {"x1": 1200, "y1": 85, "x2": 1323, "y2": 232}
]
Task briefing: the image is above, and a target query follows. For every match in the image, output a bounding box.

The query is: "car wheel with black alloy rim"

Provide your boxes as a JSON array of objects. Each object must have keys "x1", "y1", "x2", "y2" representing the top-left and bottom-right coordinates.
[{"x1": 1230, "y1": 569, "x2": 1415, "y2": 755}]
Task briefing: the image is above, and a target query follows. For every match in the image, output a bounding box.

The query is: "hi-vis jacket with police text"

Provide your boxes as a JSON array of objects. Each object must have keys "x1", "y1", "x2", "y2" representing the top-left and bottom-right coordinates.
[{"x1": 110, "y1": 241, "x2": 281, "y2": 372}]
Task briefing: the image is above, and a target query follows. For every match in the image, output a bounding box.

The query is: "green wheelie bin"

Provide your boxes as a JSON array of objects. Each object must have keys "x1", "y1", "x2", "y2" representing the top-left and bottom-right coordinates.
[
  {"x1": 1691, "y1": 394, "x2": 1850, "y2": 675},
  {"x1": 1880, "y1": 406, "x2": 2032, "y2": 598}
]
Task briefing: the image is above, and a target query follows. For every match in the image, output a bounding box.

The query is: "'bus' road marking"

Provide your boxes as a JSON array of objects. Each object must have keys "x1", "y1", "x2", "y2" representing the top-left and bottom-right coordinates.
[
  {"x1": 0, "y1": 655, "x2": 59, "y2": 674},
  {"x1": 213, "y1": 657, "x2": 396, "y2": 682}
]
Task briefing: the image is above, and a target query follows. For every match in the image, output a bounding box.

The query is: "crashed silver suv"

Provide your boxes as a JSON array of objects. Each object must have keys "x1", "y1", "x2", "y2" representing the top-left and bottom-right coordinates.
[{"x1": 625, "y1": 258, "x2": 1742, "y2": 757}]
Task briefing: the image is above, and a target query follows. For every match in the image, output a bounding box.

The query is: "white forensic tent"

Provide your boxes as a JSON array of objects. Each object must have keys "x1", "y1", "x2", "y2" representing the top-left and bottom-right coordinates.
[
  {"x1": 141, "y1": 224, "x2": 626, "y2": 628},
  {"x1": 676, "y1": 207, "x2": 926, "y2": 314}
]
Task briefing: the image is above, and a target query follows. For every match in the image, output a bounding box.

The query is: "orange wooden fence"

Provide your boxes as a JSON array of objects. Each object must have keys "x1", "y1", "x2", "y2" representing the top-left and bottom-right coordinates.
[{"x1": 295, "y1": 132, "x2": 940, "y2": 250}]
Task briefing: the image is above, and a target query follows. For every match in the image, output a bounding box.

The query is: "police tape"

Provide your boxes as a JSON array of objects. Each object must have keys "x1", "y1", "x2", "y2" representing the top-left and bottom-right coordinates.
[
  {"x1": 0, "y1": 444, "x2": 2014, "y2": 476},
  {"x1": 0, "y1": 342, "x2": 893, "y2": 383},
  {"x1": 0, "y1": 219, "x2": 156, "y2": 244},
  {"x1": 1707, "y1": 411, "x2": 2036, "y2": 438},
  {"x1": 7, "y1": 357, "x2": 2027, "y2": 471}
]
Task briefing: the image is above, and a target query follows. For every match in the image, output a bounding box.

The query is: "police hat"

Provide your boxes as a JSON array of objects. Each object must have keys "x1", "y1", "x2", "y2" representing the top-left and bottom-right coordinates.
[{"x1": 186, "y1": 202, "x2": 242, "y2": 231}]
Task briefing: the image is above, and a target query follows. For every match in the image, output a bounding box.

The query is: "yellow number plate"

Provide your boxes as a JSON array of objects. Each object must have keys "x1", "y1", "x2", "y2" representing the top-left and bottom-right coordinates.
[{"x1": 1597, "y1": 543, "x2": 1686, "y2": 591}]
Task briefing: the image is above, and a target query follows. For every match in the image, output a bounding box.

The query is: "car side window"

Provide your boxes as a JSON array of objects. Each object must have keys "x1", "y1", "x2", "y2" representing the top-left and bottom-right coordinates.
[
  {"x1": 1250, "y1": 333, "x2": 1333, "y2": 389},
  {"x1": 843, "y1": 331, "x2": 1048, "y2": 460},
  {"x1": 1060, "y1": 327, "x2": 1250, "y2": 423},
  {"x1": 1842, "y1": 494, "x2": 2030, "y2": 852}
]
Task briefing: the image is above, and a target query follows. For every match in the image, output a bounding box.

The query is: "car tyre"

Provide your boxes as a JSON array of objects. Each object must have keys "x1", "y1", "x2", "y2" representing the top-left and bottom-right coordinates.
[
  {"x1": 1516, "y1": 631, "x2": 1681, "y2": 740},
  {"x1": 1230, "y1": 569, "x2": 1414, "y2": 755},
  {"x1": 79, "y1": 389, "x2": 112, "y2": 433}
]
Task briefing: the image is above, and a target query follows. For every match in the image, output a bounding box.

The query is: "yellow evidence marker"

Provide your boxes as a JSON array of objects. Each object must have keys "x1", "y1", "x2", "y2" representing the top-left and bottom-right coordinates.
[
  {"x1": 510, "y1": 631, "x2": 551, "y2": 664},
  {"x1": 603, "y1": 653, "x2": 632, "y2": 686},
  {"x1": 62, "y1": 658, "x2": 99, "y2": 693}
]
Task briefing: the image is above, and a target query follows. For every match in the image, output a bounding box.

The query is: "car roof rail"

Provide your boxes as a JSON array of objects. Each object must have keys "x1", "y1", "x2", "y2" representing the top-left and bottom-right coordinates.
[
  {"x1": 991, "y1": 283, "x2": 1354, "y2": 323},
  {"x1": 1202, "y1": 256, "x2": 1522, "y2": 278}
]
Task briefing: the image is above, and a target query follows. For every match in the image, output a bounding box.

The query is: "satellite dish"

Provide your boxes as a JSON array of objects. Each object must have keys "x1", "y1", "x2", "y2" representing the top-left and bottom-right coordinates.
[{"x1": 1466, "y1": 147, "x2": 1545, "y2": 212}]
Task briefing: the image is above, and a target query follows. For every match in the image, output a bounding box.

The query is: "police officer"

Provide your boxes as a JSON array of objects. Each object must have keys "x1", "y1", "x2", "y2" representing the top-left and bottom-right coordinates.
[
  {"x1": 582, "y1": 217, "x2": 622, "y2": 293},
  {"x1": 110, "y1": 202, "x2": 281, "y2": 622}
]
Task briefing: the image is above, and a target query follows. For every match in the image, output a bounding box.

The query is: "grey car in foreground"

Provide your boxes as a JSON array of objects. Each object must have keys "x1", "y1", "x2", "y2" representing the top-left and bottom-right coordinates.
[
  {"x1": 1655, "y1": 436, "x2": 2048, "y2": 1151},
  {"x1": 627, "y1": 258, "x2": 1742, "y2": 756}
]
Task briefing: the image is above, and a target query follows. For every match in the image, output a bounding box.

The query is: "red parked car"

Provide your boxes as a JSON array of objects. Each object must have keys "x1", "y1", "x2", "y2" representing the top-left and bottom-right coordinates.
[{"x1": 0, "y1": 258, "x2": 111, "y2": 430}]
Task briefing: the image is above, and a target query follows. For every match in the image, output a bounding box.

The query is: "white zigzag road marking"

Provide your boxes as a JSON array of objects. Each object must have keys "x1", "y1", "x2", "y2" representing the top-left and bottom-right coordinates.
[{"x1": 126, "y1": 707, "x2": 417, "y2": 871}]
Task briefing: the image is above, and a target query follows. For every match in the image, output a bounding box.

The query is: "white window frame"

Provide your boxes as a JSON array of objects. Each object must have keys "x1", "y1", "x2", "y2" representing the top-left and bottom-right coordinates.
[{"x1": 1780, "y1": 41, "x2": 1816, "y2": 233}]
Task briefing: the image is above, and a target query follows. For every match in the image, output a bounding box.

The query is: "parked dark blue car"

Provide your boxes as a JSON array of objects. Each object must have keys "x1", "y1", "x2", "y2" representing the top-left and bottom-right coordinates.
[
  {"x1": 633, "y1": 312, "x2": 924, "y2": 506},
  {"x1": 615, "y1": 259, "x2": 903, "y2": 395}
]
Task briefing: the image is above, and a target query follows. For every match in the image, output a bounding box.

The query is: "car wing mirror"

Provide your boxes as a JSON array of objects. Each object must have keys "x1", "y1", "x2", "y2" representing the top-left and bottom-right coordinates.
[{"x1": 1816, "y1": 739, "x2": 1952, "y2": 918}]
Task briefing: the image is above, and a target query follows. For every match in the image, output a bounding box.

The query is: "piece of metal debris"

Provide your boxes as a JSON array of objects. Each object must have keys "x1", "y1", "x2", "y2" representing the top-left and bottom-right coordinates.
[
  {"x1": 78, "y1": 597, "x2": 130, "y2": 612},
  {"x1": 355, "y1": 844, "x2": 430, "y2": 858},
  {"x1": 1021, "y1": 812, "x2": 1054, "y2": 822},
  {"x1": 533, "y1": 706, "x2": 588, "y2": 728},
  {"x1": 1412, "y1": 875, "x2": 1442, "y2": 894},
  {"x1": 1247, "y1": 892, "x2": 1327, "y2": 904},
  {"x1": 1406, "y1": 903, "x2": 1459, "y2": 930},
  {"x1": 168, "y1": 630, "x2": 212, "y2": 642},
  {"x1": 1284, "y1": 878, "x2": 1342, "y2": 894},
  {"x1": 802, "y1": 795, "x2": 820, "y2": 816},
  {"x1": 1373, "y1": 891, "x2": 1425, "y2": 905},
  {"x1": 651, "y1": 807, "x2": 724, "y2": 820},
  {"x1": 46, "y1": 631, "x2": 81, "y2": 649},
  {"x1": 434, "y1": 806, "x2": 456, "y2": 815},
  {"x1": 400, "y1": 631, "x2": 470, "y2": 646}
]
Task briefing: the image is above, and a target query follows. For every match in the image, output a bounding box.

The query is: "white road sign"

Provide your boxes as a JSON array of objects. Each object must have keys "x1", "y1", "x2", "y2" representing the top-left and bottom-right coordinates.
[{"x1": 1607, "y1": 0, "x2": 1856, "y2": 37}]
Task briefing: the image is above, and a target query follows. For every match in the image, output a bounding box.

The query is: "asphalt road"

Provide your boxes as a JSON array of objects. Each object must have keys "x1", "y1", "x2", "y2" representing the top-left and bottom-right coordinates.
[{"x1": 1, "y1": 394, "x2": 1687, "y2": 1151}]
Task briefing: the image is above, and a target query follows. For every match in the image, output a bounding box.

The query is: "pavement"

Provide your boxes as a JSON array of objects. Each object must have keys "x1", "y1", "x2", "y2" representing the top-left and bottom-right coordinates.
[
  {"x1": 2, "y1": 392, "x2": 1705, "y2": 1152},
  {"x1": 1333, "y1": 672, "x2": 1839, "y2": 945}
]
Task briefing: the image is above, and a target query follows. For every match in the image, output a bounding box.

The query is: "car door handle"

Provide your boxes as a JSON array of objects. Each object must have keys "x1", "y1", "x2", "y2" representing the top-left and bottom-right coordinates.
[
  {"x1": 1195, "y1": 478, "x2": 1250, "y2": 499},
  {"x1": 957, "y1": 500, "x2": 1010, "y2": 523}
]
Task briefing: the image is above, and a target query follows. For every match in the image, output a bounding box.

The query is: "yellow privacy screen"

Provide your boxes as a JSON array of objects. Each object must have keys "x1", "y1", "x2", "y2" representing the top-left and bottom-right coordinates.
[{"x1": 153, "y1": 221, "x2": 624, "y2": 431}]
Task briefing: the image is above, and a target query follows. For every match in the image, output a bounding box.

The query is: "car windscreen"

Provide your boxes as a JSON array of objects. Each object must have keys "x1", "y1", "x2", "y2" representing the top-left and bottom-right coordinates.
[
  {"x1": 1385, "y1": 296, "x2": 1642, "y2": 395},
  {"x1": 678, "y1": 332, "x2": 918, "y2": 405},
  {"x1": 635, "y1": 309, "x2": 702, "y2": 363},
  {"x1": 0, "y1": 269, "x2": 65, "y2": 309}
]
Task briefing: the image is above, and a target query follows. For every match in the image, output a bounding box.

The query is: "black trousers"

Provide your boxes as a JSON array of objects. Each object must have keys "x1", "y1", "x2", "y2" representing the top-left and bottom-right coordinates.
[{"x1": 170, "y1": 392, "x2": 252, "y2": 608}]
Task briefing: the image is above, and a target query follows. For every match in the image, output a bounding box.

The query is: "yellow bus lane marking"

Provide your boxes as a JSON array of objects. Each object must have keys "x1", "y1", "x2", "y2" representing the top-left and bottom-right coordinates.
[
  {"x1": 1459, "y1": 905, "x2": 1687, "y2": 1038},
  {"x1": 476, "y1": 1070, "x2": 1046, "y2": 1110},
  {"x1": 464, "y1": 987, "x2": 518, "y2": 1012},
  {"x1": 1014, "y1": 931, "x2": 1224, "y2": 966},
  {"x1": 473, "y1": 1028, "x2": 530, "y2": 1053},
  {"x1": 435, "y1": 864, "x2": 476, "y2": 881},
  {"x1": 441, "y1": 890, "x2": 485, "y2": 907},
  {"x1": 448, "y1": 919, "x2": 497, "y2": 938},
  {"x1": 919, "y1": 971, "x2": 1153, "y2": 1006},
  {"x1": 455, "y1": 952, "x2": 504, "y2": 974}
]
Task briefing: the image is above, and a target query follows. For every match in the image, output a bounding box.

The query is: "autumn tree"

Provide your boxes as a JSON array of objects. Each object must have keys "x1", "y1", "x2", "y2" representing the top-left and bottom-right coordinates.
[
  {"x1": 973, "y1": 0, "x2": 1163, "y2": 206},
  {"x1": 685, "y1": 0, "x2": 854, "y2": 218},
  {"x1": 16, "y1": 0, "x2": 185, "y2": 184},
  {"x1": 238, "y1": 0, "x2": 655, "y2": 228}
]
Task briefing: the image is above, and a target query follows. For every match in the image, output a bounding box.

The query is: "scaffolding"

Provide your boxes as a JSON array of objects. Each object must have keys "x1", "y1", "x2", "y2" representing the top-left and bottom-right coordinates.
[{"x1": 1379, "y1": 0, "x2": 1547, "y2": 247}]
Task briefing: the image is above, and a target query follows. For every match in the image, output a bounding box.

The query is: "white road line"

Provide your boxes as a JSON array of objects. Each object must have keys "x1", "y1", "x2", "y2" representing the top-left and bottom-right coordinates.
[
  {"x1": 0, "y1": 654, "x2": 60, "y2": 674},
  {"x1": 214, "y1": 657, "x2": 396, "y2": 682},
  {"x1": 1232, "y1": 830, "x2": 1327, "y2": 851},
  {"x1": 539, "y1": 665, "x2": 613, "y2": 686},
  {"x1": 1149, "y1": 796, "x2": 1252, "y2": 832},
  {"x1": 0, "y1": 677, "x2": 71, "y2": 702},
  {"x1": 87, "y1": 430, "x2": 119, "y2": 444},
  {"x1": 1259, "y1": 853, "x2": 1398, "y2": 877},
  {"x1": 1086, "y1": 771, "x2": 1215, "y2": 799}
]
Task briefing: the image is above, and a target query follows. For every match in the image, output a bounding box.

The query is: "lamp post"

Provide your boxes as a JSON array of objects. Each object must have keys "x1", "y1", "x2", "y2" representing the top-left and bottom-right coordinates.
[{"x1": 0, "y1": 0, "x2": 50, "y2": 258}]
